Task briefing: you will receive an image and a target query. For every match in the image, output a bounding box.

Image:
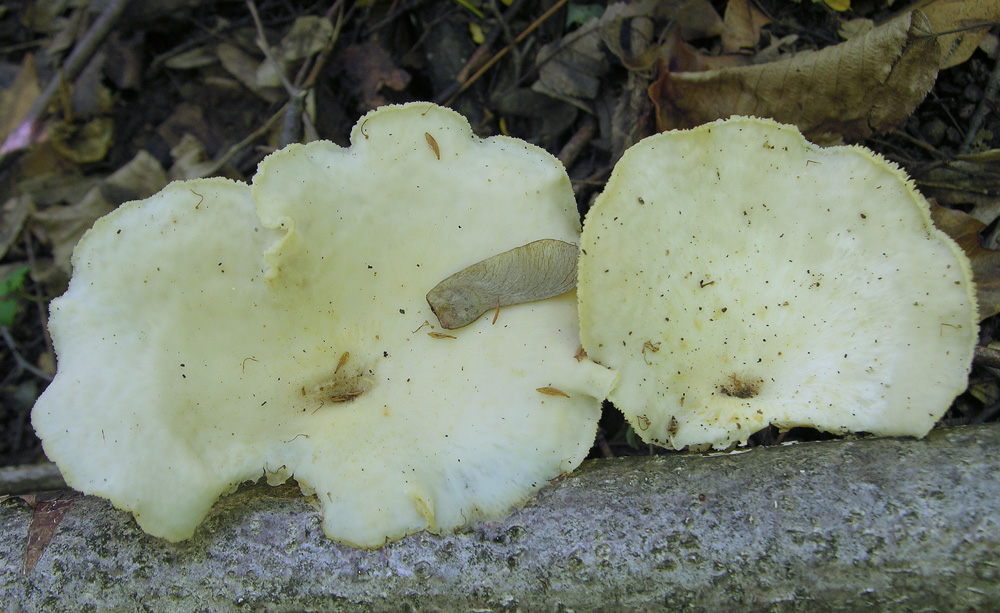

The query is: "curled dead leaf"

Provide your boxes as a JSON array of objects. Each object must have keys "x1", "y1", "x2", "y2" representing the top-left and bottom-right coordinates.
[
  {"x1": 334, "y1": 42, "x2": 411, "y2": 111},
  {"x1": 650, "y1": 10, "x2": 940, "y2": 143}
]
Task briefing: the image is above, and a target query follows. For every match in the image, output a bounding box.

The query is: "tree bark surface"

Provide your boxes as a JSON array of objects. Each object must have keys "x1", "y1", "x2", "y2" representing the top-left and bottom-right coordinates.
[{"x1": 3, "y1": 424, "x2": 999, "y2": 611}]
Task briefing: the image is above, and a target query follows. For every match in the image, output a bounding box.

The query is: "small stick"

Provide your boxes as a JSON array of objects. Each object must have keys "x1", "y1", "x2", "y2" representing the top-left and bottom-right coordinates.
[
  {"x1": 443, "y1": 0, "x2": 568, "y2": 107},
  {"x1": 0, "y1": 0, "x2": 133, "y2": 157},
  {"x1": 557, "y1": 117, "x2": 596, "y2": 169},
  {"x1": 202, "y1": 102, "x2": 287, "y2": 177},
  {"x1": 960, "y1": 50, "x2": 1000, "y2": 153}
]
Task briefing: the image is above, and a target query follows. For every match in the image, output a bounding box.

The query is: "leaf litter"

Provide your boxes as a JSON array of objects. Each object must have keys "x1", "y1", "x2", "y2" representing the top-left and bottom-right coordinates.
[{"x1": 0, "y1": 0, "x2": 998, "y2": 479}]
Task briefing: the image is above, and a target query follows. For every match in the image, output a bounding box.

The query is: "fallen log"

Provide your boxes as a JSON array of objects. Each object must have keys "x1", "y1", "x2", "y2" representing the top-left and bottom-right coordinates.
[{"x1": 3, "y1": 424, "x2": 999, "y2": 611}]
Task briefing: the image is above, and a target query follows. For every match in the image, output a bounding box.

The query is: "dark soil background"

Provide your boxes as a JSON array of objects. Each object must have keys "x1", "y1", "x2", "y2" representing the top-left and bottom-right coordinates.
[{"x1": 2, "y1": 0, "x2": 999, "y2": 468}]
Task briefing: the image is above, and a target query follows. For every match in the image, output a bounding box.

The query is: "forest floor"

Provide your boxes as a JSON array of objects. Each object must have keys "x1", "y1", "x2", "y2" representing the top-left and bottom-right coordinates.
[{"x1": 1, "y1": 0, "x2": 999, "y2": 468}]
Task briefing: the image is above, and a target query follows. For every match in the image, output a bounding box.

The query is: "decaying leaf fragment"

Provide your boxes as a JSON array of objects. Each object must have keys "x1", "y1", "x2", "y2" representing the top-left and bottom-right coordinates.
[
  {"x1": 23, "y1": 493, "x2": 77, "y2": 574},
  {"x1": 650, "y1": 10, "x2": 940, "y2": 143},
  {"x1": 917, "y1": 149, "x2": 1000, "y2": 215},
  {"x1": 427, "y1": 239, "x2": 579, "y2": 329},
  {"x1": 930, "y1": 202, "x2": 1000, "y2": 320},
  {"x1": 914, "y1": 0, "x2": 1000, "y2": 69}
]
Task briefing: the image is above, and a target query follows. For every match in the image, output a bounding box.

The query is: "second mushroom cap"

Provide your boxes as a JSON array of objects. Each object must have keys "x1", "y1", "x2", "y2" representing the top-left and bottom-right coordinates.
[{"x1": 578, "y1": 116, "x2": 977, "y2": 450}]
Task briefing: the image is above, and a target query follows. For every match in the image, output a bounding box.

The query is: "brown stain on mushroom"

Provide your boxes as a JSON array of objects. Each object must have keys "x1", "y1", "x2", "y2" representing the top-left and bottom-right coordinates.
[
  {"x1": 719, "y1": 373, "x2": 763, "y2": 399},
  {"x1": 536, "y1": 386, "x2": 571, "y2": 398},
  {"x1": 303, "y1": 357, "x2": 374, "y2": 410}
]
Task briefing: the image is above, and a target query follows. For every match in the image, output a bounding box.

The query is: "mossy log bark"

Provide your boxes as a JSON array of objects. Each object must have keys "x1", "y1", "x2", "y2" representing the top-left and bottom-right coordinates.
[{"x1": 3, "y1": 424, "x2": 1000, "y2": 611}]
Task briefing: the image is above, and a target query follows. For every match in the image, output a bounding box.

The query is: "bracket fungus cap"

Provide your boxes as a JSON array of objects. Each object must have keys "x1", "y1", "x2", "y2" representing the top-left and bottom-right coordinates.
[
  {"x1": 578, "y1": 116, "x2": 977, "y2": 450},
  {"x1": 32, "y1": 103, "x2": 616, "y2": 548}
]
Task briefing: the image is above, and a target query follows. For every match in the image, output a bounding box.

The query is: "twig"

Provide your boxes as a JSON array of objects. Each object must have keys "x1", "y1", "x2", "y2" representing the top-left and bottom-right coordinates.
[
  {"x1": 960, "y1": 50, "x2": 1000, "y2": 153},
  {"x1": 293, "y1": 1, "x2": 345, "y2": 87},
  {"x1": 442, "y1": 0, "x2": 568, "y2": 107},
  {"x1": 488, "y1": 0, "x2": 522, "y2": 80},
  {"x1": 0, "y1": 0, "x2": 133, "y2": 157},
  {"x1": 572, "y1": 166, "x2": 611, "y2": 197},
  {"x1": 23, "y1": 233, "x2": 53, "y2": 364},
  {"x1": 246, "y1": 0, "x2": 297, "y2": 96},
  {"x1": 887, "y1": 127, "x2": 942, "y2": 157},
  {"x1": 557, "y1": 116, "x2": 596, "y2": 169},
  {"x1": 246, "y1": 0, "x2": 348, "y2": 145},
  {"x1": 202, "y1": 102, "x2": 288, "y2": 177},
  {"x1": 246, "y1": 0, "x2": 308, "y2": 145},
  {"x1": 431, "y1": 0, "x2": 530, "y2": 105},
  {"x1": 300, "y1": 1, "x2": 349, "y2": 90},
  {"x1": 914, "y1": 179, "x2": 992, "y2": 196},
  {"x1": 1, "y1": 326, "x2": 52, "y2": 382}
]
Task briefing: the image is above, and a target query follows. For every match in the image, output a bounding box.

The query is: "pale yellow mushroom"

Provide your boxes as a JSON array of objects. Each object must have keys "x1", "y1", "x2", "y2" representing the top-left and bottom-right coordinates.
[
  {"x1": 32, "y1": 103, "x2": 616, "y2": 548},
  {"x1": 578, "y1": 116, "x2": 977, "y2": 450}
]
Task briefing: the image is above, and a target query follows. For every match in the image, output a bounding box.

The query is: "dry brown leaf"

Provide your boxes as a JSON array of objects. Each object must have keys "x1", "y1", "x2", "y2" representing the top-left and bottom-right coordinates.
[
  {"x1": 0, "y1": 55, "x2": 41, "y2": 146},
  {"x1": 334, "y1": 42, "x2": 411, "y2": 111},
  {"x1": 23, "y1": 493, "x2": 76, "y2": 574},
  {"x1": 255, "y1": 16, "x2": 334, "y2": 89},
  {"x1": 48, "y1": 117, "x2": 114, "y2": 164},
  {"x1": 673, "y1": 0, "x2": 724, "y2": 40},
  {"x1": 930, "y1": 202, "x2": 1000, "y2": 320},
  {"x1": 168, "y1": 134, "x2": 215, "y2": 181},
  {"x1": 164, "y1": 46, "x2": 218, "y2": 70},
  {"x1": 721, "y1": 0, "x2": 771, "y2": 54},
  {"x1": 533, "y1": 18, "x2": 608, "y2": 111},
  {"x1": 0, "y1": 195, "x2": 32, "y2": 260},
  {"x1": 659, "y1": 27, "x2": 749, "y2": 72},
  {"x1": 216, "y1": 42, "x2": 281, "y2": 104},
  {"x1": 650, "y1": 11, "x2": 940, "y2": 143},
  {"x1": 276, "y1": 16, "x2": 334, "y2": 62},
  {"x1": 911, "y1": 0, "x2": 1000, "y2": 68},
  {"x1": 916, "y1": 150, "x2": 1000, "y2": 224},
  {"x1": 69, "y1": 51, "x2": 115, "y2": 117},
  {"x1": 535, "y1": 0, "x2": 686, "y2": 110},
  {"x1": 104, "y1": 31, "x2": 145, "y2": 90},
  {"x1": 156, "y1": 102, "x2": 212, "y2": 149},
  {"x1": 599, "y1": 1, "x2": 662, "y2": 70},
  {"x1": 29, "y1": 188, "x2": 110, "y2": 275},
  {"x1": 839, "y1": 18, "x2": 875, "y2": 40},
  {"x1": 30, "y1": 150, "x2": 167, "y2": 273}
]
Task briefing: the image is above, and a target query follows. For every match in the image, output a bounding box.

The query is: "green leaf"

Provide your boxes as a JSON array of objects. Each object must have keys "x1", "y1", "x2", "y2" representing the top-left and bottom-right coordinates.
[{"x1": 0, "y1": 265, "x2": 30, "y2": 327}]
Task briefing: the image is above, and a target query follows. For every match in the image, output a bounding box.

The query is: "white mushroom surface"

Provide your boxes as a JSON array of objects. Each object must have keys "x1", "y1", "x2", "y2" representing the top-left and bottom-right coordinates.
[
  {"x1": 578, "y1": 116, "x2": 977, "y2": 450},
  {"x1": 32, "y1": 103, "x2": 616, "y2": 548}
]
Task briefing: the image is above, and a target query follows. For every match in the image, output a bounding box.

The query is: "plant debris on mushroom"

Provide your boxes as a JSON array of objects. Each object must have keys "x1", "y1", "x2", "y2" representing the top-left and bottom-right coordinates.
[
  {"x1": 578, "y1": 116, "x2": 977, "y2": 450},
  {"x1": 31, "y1": 103, "x2": 616, "y2": 548},
  {"x1": 426, "y1": 238, "x2": 579, "y2": 329}
]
